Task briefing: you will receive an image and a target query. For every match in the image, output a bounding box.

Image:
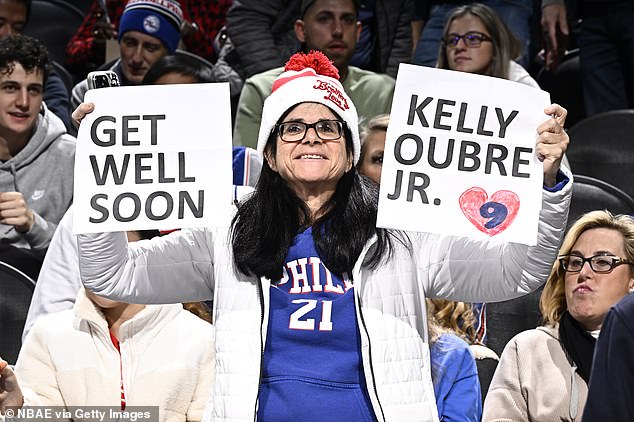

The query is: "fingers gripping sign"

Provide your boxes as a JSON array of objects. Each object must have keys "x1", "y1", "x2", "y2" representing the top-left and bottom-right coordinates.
[
  {"x1": 377, "y1": 65, "x2": 566, "y2": 246},
  {"x1": 72, "y1": 102, "x2": 96, "y2": 130},
  {"x1": 536, "y1": 104, "x2": 569, "y2": 187}
]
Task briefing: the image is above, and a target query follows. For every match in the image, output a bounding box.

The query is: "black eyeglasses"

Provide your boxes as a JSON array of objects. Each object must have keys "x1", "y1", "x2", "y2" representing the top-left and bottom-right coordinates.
[
  {"x1": 558, "y1": 254, "x2": 633, "y2": 273},
  {"x1": 276, "y1": 119, "x2": 345, "y2": 143},
  {"x1": 444, "y1": 31, "x2": 492, "y2": 48}
]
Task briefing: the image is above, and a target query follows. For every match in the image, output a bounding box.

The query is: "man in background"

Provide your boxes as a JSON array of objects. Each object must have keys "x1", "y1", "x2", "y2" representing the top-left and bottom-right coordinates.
[
  {"x1": 0, "y1": 35, "x2": 75, "y2": 278},
  {"x1": 541, "y1": 0, "x2": 634, "y2": 115},
  {"x1": 233, "y1": 0, "x2": 395, "y2": 149},
  {"x1": 64, "y1": 0, "x2": 231, "y2": 78},
  {"x1": 71, "y1": 0, "x2": 183, "y2": 108},
  {"x1": 0, "y1": 0, "x2": 71, "y2": 129}
]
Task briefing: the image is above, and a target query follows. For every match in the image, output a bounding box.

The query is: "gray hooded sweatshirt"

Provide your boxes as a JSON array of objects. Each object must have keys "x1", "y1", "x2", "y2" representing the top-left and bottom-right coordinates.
[{"x1": 0, "y1": 103, "x2": 75, "y2": 251}]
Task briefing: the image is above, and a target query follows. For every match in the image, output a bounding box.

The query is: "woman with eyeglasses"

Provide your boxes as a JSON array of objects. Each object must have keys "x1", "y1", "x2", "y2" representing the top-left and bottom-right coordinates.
[
  {"x1": 69, "y1": 50, "x2": 572, "y2": 421},
  {"x1": 483, "y1": 210, "x2": 634, "y2": 421},
  {"x1": 437, "y1": 3, "x2": 539, "y2": 89}
]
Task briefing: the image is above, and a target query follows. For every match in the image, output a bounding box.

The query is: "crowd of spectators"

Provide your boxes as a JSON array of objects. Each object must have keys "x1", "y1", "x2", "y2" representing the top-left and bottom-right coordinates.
[{"x1": 0, "y1": 0, "x2": 632, "y2": 421}]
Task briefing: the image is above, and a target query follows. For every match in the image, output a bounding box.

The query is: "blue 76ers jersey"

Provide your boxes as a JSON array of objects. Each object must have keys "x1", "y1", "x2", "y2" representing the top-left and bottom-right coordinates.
[{"x1": 257, "y1": 227, "x2": 376, "y2": 422}]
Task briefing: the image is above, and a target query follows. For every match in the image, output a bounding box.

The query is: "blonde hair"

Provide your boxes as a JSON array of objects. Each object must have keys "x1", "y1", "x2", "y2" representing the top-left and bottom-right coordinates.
[
  {"x1": 540, "y1": 210, "x2": 634, "y2": 326},
  {"x1": 426, "y1": 308, "x2": 445, "y2": 344},
  {"x1": 436, "y1": 3, "x2": 522, "y2": 79},
  {"x1": 426, "y1": 298, "x2": 480, "y2": 344}
]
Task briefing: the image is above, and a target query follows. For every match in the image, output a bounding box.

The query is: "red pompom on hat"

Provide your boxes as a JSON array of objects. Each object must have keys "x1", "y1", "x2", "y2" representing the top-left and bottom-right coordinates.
[
  {"x1": 257, "y1": 51, "x2": 360, "y2": 164},
  {"x1": 284, "y1": 50, "x2": 340, "y2": 78}
]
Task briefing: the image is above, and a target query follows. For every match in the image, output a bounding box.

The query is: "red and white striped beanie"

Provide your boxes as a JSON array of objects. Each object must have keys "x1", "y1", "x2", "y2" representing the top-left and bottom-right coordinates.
[{"x1": 256, "y1": 51, "x2": 360, "y2": 164}]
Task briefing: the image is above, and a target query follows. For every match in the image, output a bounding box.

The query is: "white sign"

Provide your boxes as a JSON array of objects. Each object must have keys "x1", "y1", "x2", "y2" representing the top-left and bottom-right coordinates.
[
  {"x1": 377, "y1": 65, "x2": 551, "y2": 245},
  {"x1": 73, "y1": 83, "x2": 233, "y2": 234}
]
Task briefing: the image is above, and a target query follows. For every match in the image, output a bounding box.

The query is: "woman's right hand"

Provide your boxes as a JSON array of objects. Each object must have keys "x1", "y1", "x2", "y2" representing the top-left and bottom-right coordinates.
[
  {"x1": 0, "y1": 358, "x2": 24, "y2": 412},
  {"x1": 71, "y1": 102, "x2": 96, "y2": 129}
]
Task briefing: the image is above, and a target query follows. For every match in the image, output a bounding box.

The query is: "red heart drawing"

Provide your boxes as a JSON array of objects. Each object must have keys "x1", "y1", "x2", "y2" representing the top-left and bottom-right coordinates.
[{"x1": 459, "y1": 187, "x2": 520, "y2": 236}]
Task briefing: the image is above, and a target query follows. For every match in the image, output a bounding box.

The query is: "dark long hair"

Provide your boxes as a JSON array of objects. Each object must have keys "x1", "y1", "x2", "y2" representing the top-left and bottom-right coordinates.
[{"x1": 230, "y1": 118, "x2": 396, "y2": 281}]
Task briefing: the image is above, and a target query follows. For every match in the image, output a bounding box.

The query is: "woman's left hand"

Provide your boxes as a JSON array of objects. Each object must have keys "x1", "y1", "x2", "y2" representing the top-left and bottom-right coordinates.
[{"x1": 536, "y1": 104, "x2": 568, "y2": 187}]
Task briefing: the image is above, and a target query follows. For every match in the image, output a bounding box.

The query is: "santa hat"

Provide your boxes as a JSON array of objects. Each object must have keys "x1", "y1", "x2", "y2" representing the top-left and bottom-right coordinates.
[
  {"x1": 257, "y1": 51, "x2": 360, "y2": 164},
  {"x1": 118, "y1": 0, "x2": 183, "y2": 53}
]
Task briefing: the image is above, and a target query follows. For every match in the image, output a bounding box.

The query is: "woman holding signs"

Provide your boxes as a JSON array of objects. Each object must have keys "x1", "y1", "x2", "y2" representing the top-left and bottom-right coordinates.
[{"x1": 72, "y1": 51, "x2": 570, "y2": 421}]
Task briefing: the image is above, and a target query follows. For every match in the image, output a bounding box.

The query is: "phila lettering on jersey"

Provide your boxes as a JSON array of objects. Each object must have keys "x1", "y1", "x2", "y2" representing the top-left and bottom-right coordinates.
[{"x1": 278, "y1": 256, "x2": 352, "y2": 295}]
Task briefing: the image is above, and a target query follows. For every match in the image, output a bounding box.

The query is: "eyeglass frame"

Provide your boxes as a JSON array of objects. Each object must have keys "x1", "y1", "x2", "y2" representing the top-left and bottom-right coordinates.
[
  {"x1": 558, "y1": 253, "x2": 634, "y2": 274},
  {"x1": 443, "y1": 31, "x2": 492, "y2": 48},
  {"x1": 275, "y1": 119, "x2": 346, "y2": 143}
]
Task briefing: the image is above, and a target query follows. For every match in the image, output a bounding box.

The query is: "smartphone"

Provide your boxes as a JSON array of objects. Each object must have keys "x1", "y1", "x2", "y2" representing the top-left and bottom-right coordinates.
[{"x1": 87, "y1": 70, "x2": 120, "y2": 89}]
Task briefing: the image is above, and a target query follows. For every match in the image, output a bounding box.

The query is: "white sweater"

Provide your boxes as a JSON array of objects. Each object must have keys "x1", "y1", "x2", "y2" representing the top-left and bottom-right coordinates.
[
  {"x1": 77, "y1": 172, "x2": 572, "y2": 422},
  {"x1": 508, "y1": 61, "x2": 540, "y2": 89},
  {"x1": 16, "y1": 290, "x2": 214, "y2": 422}
]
